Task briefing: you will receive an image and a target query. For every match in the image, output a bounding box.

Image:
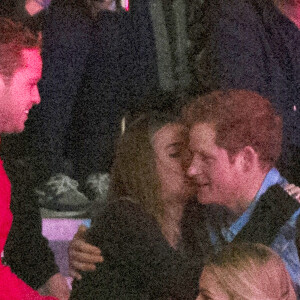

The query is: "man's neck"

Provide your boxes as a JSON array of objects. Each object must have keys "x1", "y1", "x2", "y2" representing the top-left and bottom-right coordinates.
[{"x1": 230, "y1": 170, "x2": 270, "y2": 216}]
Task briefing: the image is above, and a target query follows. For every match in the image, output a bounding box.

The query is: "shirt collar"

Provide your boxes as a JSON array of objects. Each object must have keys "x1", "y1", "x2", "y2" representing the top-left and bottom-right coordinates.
[{"x1": 255, "y1": 167, "x2": 288, "y2": 200}]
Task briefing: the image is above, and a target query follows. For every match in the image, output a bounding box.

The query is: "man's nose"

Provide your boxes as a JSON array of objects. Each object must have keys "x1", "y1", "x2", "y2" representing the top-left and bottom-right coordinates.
[
  {"x1": 186, "y1": 155, "x2": 206, "y2": 178},
  {"x1": 186, "y1": 156, "x2": 199, "y2": 178}
]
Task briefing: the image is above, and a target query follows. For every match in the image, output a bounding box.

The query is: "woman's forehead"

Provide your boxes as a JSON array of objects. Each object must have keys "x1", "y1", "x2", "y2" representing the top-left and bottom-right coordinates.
[{"x1": 153, "y1": 123, "x2": 185, "y2": 142}]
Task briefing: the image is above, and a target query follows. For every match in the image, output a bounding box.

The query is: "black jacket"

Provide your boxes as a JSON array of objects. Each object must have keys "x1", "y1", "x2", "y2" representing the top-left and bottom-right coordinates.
[{"x1": 71, "y1": 199, "x2": 202, "y2": 300}]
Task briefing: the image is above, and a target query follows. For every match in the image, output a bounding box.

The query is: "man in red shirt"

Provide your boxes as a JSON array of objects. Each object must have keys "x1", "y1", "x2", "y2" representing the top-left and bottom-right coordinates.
[{"x1": 0, "y1": 17, "x2": 61, "y2": 300}]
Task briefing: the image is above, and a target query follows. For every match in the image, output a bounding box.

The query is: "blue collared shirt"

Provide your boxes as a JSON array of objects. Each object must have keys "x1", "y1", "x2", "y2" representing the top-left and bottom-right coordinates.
[{"x1": 207, "y1": 168, "x2": 300, "y2": 295}]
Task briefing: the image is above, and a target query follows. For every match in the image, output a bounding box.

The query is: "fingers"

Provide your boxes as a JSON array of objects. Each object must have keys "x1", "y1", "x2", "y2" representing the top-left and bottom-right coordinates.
[
  {"x1": 68, "y1": 224, "x2": 104, "y2": 278},
  {"x1": 69, "y1": 268, "x2": 82, "y2": 281},
  {"x1": 69, "y1": 255, "x2": 99, "y2": 279},
  {"x1": 74, "y1": 224, "x2": 88, "y2": 239},
  {"x1": 285, "y1": 184, "x2": 300, "y2": 202},
  {"x1": 285, "y1": 184, "x2": 300, "y2": 197},
  {"x1": 45, "y1": 273, "x2": 70, "y2": 300},
  {"x1": 69, "y1": 259, "x2": 97, "y2": 273},
  {"x1": 72, "y1": 225, "x2": 102, "y2": 255},
  {"x1": 69, "y1": 237, "x2": 102, "y2": 256},
  {"x1": 69, "y1": 240, "x2": 103, "y2": 263}
]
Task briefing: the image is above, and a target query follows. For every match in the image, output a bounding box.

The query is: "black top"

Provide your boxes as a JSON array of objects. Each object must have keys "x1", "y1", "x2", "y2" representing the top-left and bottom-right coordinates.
[
  {"x1": 71, "y1": 185, "x2": 299, "y2": 299},
  {"x1": 70, "y1": 199, "x2": 202, "y2": 300}
]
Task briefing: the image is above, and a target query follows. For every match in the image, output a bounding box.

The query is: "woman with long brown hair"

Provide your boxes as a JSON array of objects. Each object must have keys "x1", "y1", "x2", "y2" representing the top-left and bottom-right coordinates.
[{"x1": 70, "y1": 94, "x2": 202, "y2": 299}]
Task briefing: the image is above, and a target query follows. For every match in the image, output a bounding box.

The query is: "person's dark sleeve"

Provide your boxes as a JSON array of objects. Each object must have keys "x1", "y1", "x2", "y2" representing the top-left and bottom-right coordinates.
[
  {"x1": 181, "y1": 198, "x2": 213, "y2": 263},
  {"x1": 71, "y1": 200, "x2": 202, "y2": 300},
  {"x1": 3, "y1": 159, "x2": 59, "y2": 289},
  {"x1": 235, "y1": 184, "x2": 300, "y2": 245},
  {"x1": 198, "y1": 0, "x2": 267, "y2": 94}
]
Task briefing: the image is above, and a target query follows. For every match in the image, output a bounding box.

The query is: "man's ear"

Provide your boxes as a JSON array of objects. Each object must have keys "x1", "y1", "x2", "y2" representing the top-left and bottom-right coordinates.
[{"x1": 241, "y1": 146, "x2": 258, "y2": 172}]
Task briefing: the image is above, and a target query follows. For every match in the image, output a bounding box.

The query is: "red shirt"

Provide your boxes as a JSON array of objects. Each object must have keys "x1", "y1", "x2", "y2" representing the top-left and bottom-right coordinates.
[{"x1": 0, "y1": 159, "x2": 57, "y2": 300}]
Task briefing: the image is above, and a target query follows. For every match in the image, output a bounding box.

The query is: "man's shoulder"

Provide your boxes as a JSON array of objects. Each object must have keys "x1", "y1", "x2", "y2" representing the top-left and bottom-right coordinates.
[
  {"x1": 259, "y1": 184, "x2": 299, "y2": 215},
  {"x1": 234, "y1": 184, "x2": 299, "y2": 245}
]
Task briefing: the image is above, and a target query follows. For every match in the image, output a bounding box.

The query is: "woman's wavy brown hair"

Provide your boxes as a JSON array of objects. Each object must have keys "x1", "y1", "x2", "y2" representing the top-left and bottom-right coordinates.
[
  {"x1": 108, "y1": 114, "x2": 162, "y2": 221},
  {"x1": 107, "y1": 90, "x2": 187, "y2": 223}
]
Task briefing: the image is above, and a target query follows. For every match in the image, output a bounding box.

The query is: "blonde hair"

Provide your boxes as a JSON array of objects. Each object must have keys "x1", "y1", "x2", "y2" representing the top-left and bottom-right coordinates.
[{"x1": 203, "y1": 243, "x2": 296, "y2": 300}]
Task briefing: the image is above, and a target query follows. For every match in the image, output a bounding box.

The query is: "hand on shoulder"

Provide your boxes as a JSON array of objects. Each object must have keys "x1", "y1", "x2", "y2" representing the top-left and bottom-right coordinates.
[
  {"x1": 68, "y1": 225, "x2": 103, "y2": 280},
  {"x1": 284, "y1": 184, "x2": 300, "y2": 202}
]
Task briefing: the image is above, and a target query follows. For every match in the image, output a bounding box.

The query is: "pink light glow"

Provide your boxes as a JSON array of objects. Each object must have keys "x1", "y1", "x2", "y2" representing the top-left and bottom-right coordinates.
[
  {"x1": 42, "y1": 218, "x2": 90, "y2": 241},
  {"x1": 121, "y1": 0, "x2": 129, "y2": 11}
]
